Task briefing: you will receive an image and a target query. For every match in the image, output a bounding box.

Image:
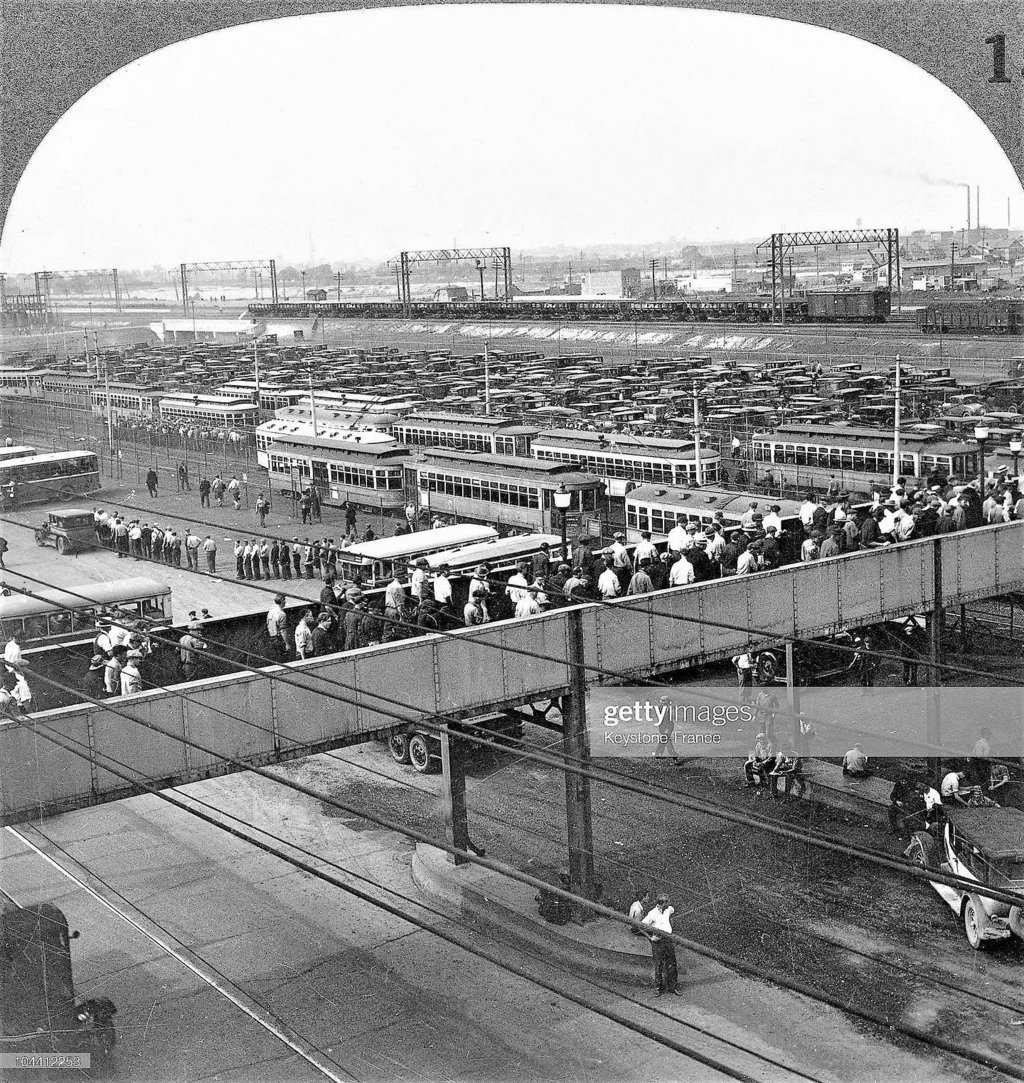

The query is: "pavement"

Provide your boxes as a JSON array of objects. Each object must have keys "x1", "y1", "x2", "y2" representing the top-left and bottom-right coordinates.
[{"x1": 0, "y1": 750, "x2": 979, "y2": 1083}]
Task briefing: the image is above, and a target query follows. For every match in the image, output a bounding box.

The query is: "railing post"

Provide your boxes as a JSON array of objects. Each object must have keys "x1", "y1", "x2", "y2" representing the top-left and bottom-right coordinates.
[{"x1": 563, "y1": 608, "x2": 596, "y2": 922}]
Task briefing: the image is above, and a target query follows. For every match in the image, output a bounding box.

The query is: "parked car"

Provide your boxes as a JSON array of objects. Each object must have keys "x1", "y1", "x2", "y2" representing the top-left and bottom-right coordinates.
[
  {"x1": 754, "y1": 627, "x2": 880, "y2": 686},
  {"x1": 386, "y1": 713, "x2": 524, "y2": 774},
  {"x1": 906, "y1": 807, "x2": 1024, "y2": 949}
]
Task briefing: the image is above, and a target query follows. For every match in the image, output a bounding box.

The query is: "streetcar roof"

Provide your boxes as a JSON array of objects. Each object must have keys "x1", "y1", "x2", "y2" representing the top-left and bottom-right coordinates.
[
  {"x1": 340, "y1": 524, "x2": 498, "y2": 561},
  {"x1": 626, "y1": 484, "x2": 805, "y2": 520},
  {"x1": 424, "y1": 533, "x2": 563, "y2": 570},
  {"x1": 0, "y1": 450, "x2": 97, "y2": 468},
  {"x1": 0, "y1": 577, "x2": 170, "y2": 619}
]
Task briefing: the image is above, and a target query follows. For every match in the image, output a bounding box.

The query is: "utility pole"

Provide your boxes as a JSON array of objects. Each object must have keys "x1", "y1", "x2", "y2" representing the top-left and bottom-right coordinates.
[
  {"x1": 950, "y1": 241, "x2": 956, "y2": 292},
  {"x1": 336, "y1": 271, "x2": 342, "y2": 302},
  {"x1": 692, "y1": 383, "x2": 703, "y2": 485},
  {"x1": 649, "y1": 258, "x2": 659, "y2": 300},
  {"x1": 893, "y1": 354, "x2": 902, "y2": 487}
]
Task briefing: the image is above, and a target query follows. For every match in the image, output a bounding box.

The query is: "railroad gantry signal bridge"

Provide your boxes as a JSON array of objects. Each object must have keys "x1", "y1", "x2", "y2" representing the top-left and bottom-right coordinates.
[
  {"x1": 756, "y1": 228, "x2": 901, "y2": 324},
  {"x1": 389, "y1": 247, "x2": 513, "y2": 312},
  {"x1": 31, "y1": 267, "x2": 124, "y2": 314},
  {"x1": 179, "y1": 259, "x2": 279, "y2": 313}
]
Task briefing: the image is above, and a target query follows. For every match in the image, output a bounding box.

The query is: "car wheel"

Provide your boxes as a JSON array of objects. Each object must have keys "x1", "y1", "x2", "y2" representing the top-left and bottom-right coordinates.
[
  {"x1": 56, "y1": 536, "x2": 70, "y2": 555},
  {"x1": 755, "y1": 653, "x2": 781, "y2": 684},
  {"x1": 388, "y1": 733, "x2": 411, "y2": 765},
  {"x1": 963, "y1": 899, "x2": 989, "y2": 950},
  {"x1": 408, "y1": 735, "x2": 435, "y2": 774}
]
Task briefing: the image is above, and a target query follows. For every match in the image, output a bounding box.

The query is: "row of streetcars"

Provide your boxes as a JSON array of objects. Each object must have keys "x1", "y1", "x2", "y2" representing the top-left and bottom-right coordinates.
[{"x1": 248, "y1": 289, "x2": 892, "y2": 325}]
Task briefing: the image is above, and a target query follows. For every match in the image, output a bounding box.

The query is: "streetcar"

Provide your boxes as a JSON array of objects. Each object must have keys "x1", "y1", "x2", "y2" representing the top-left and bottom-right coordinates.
[
  {"x1": 750, "y1": 423, "x2": 980, "y2": 495},
  {"x1": 624, "y1": 485, "x2": 805, "y2": 543},
  {"x1": 0, "y1": 450, "x2": 101, "y2": 506},
  {"x1": 422, "y1": 532, "x2": 565, "y2": 572},
  {"x1": 334, "y1": 524, "x2": 499, "y2": 586},
  {"x1": 0, "y1": 444, "x2": 36, "y2": 463}
]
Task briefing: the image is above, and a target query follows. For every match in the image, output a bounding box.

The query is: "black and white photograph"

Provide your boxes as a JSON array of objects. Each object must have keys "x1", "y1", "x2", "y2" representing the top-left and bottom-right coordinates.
[{"x1": 2, "y1": 2, "x2": 1024, "y2": 1080}]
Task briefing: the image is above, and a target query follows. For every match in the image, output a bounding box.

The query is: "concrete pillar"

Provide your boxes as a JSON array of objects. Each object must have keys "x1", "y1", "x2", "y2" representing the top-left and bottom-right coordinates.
[
  {"x1": 440, "y1": 730, "x2": 470, "y2": 866},
  {"x1": 563, "y1": 608, "x2": 595, "y2": 923}
]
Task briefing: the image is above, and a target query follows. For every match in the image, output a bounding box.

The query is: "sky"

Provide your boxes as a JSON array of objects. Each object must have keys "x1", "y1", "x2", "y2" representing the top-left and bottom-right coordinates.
[{"x1": 1, "y1": 2, "x2": 1022, "y2": 272}]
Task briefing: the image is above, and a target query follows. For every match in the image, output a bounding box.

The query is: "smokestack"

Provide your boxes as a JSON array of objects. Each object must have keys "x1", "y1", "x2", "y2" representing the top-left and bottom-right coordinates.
[
  {"x1": 966, "y1": 184, "x2": 971, "y2": 233},
  {"x1": 977, "y1": 186, "x2": 980, "y2": 234}
]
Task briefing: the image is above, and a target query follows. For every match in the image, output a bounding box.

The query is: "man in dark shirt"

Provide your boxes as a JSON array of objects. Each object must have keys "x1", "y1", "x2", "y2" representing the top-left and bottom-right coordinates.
[
  {"x1": 311, "y1": 614, "x2": 334, "y2": 657},
  {"x1": 818, "y1": 527, "x2": 844, "y2": 560},
  {"x1": 269, "y1": 539, "x2": 281, "y2": 578},
  {"x1": 343, "y1": 598, "x2": 366, "y2": 651},
  {"x1": 860, "y1": 509, "x2": 885, "y2": 548},
  {"x1": 279, "y1": 540, "x2": 292, "y2": 579},
  {"x1": 688, "y1": 542, "x2": 714, "y2": 582},
  {"x1": 761, "y1": 528, "x2": 782, "y2": 569},
  {"x1": 720, "y1": 534, "x2": 741, "y2": 576}
]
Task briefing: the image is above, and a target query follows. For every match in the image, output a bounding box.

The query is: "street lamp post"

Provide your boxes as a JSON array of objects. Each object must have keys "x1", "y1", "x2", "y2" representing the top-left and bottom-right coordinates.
[
  {"x1": 476, "y1": 260, "x2": 486, "y2": 301},
  {"x1": 974, "y1": 424, "x2": 990, "y2": 495},
  {"x1": 301, "y1": 270, "x2": 306, "y2": 300},
  {"x1": 1010, "y1": 436, "x2": 1023, "y2": 481},
  {"x1": 553, "y1": 483, "x2": 573, "y2": 563}
]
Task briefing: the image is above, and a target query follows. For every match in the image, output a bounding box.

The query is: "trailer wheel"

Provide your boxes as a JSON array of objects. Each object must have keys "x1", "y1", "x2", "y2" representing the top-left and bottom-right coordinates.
[
  {"x1": 388, "y1": 733, "x2": 411, "y2": 765},
  {"x1": 409, "y1": 735, "x2": 435, "y2": 774}
]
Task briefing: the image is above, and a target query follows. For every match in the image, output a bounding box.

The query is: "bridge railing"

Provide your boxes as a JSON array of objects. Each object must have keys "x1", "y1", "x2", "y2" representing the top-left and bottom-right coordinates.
[{"x1": 3, "y1": 523, "x2": 1021, "y2": 824}]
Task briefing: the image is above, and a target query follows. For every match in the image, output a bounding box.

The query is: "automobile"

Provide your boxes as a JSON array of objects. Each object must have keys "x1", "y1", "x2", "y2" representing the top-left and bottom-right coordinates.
[
  {"x1": 387, "y1": 713, "x2": 524, "y2": 774},
  {"x1": 33, "y1": 508, "x2": 95, "y2": 556},
  {"x1": 754, "y1": 627, "x2": 879, "y2": 686},
  {"x1": 906, "y1": 807, "x2": 1024, "y2": 949}
]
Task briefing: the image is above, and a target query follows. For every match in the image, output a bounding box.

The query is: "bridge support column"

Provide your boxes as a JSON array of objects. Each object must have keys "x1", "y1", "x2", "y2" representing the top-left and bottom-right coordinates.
[
  {"x1": 563, "y1": 609, "x2": 596, "y2": 923},
  {"x1": 440, "y1": 730, "x2": 470, "y2": 866},
  {"x1": 927, "y1": 539, "x2": 944, "y2": 779},
  {"x1": 786, "y1": 642, "x2": 801, "y2": 750}
]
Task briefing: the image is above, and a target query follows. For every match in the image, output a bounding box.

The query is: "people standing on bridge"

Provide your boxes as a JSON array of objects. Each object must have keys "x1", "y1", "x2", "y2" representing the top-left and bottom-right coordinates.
[
  {"x1": 641, "y1": 895, "x2": 683, "y2": 998},
  {"x1": 464, "y1": 589, "x2": 489, "y2": 626},
  {"x1": 633, "y1": 531, "x2": 657, "y2": 567},
  {"x1": 627, "y1": 558, "x2": 656, "y2": 595},
  {"x1": 312, "y1": 611, "x2": 335, "y2": 656},
  {"x1": 266, "y1": 595, "x2": 289, "y2": 660},
  {"x1": 818, "y1": 527, "x2": 843, "y2": 560},
  {"x1": 294, "y1": 610, "x2": 315, "y2": 660},
  {"x1": 597, "y1": 556, "x2": 621, "y2": 600},
  {"x1": 515, "y1": 585, "x2": 543, "y2": 619},
  {"x1": 433, "y1": 564, "x2": 453, "y2": 615},
  {"x1": 202, "y1": 535, "x2": 217, "y2": 573},
  {"x1": 146, "y1": 468, "x2": 158, "y2": 498},
  {"x1": 608, "y1": 533, "x2": 633, "y2": 594},
  {"x1": 256, "y1": 492, "x2": 270, "y2": 529},
  {"x1": 800, "y1": 530, "x2": 821, "y2": 562},
  {"x1": 531, "y1": 542, "x2": 552, "y2": 581},
  {"x1": 343, "y1": 594, "x2": 367, "y2": 651},
  {"x1": 469, "y1": 564, "x2": 491, "y2": 606},
  {"x1": 199, "y1": 476, "x2": 211, "y2": 508},
  {"x1": 178, "y1": 624, "x2": 208, "y2": 681},
  {"x1": 103, "y1": 645, "x2": 128, "y2": 697},
  {"x1": 799, "y1": 493, "x2": 819, "y2": 533}
]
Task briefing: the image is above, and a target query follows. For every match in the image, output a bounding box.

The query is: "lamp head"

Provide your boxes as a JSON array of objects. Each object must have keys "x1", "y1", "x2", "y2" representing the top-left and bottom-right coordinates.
[{"x1": 974, "y1": 424, "x2": 990, "y2": 442}]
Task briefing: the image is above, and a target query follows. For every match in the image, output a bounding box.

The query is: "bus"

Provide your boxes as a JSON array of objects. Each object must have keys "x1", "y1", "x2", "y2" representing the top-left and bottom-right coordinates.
[
  {"x1": 0, "y1": 450, "x2": 101, "y2": 506},
  {"x1": 1, "y1": 577, "x2": 172, "y2": 644},
  {"x1": 335, "y1": 524, "x2": 498, "y2": 586}
]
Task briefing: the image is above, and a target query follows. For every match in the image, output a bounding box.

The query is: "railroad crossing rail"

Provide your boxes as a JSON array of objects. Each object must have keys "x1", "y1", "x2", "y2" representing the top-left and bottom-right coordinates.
[{"x1": 2, "y1": 523, "x2": 1022, "y2": 825}]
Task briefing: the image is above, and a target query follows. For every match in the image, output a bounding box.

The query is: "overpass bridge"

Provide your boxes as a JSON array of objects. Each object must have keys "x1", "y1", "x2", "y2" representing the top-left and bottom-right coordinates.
[{"x1": 3, "y1": 523, "x2": 1022, "y2": 828}]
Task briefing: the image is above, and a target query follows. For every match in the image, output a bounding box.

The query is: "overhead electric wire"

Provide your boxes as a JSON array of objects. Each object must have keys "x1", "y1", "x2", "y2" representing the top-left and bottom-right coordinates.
[
  {"x1": 7, "y1": 572, "x2": 1022, "y2": 912},
  {"x1": 12, "y1": 683, "x2": 1024, "y2": 1081},
  {"x1": 9, "y1": 713, "x2": 782, "y2": 1083}
]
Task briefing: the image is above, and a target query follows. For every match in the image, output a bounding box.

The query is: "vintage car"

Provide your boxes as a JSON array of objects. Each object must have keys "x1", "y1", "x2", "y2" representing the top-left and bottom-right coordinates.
[
  {"x1": 754, "y1": 627, "x2": 880, "y2": 686},
  {"x1": 906, "y1": 807, "x2": 1024, "y2": 949},
  {"x1": 33, "y1": 508, "x2": 95, "y2": 556}
]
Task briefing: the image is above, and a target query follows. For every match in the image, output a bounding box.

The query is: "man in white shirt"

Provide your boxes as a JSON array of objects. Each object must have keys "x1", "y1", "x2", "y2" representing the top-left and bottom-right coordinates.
[
  {"x1": 940, "y1": 770, "x2": 968, "y2": 807},
  {"x1": 799, "y1": 494, "x2": 819, "y2": 530},
  {"x1": 704, "y1": 527, "x2": 725, "y2": 565},
  {"x1": 633, "y1": 531, "x2": 657, "y2": 566},
  {"x1": 505, "y1": 562, "x2": 530, "y2": 606},
  {"x1": 842, "y1": 743, "x2": 870, "y2": 777},
  {"x1": 628, "y1": 890, "x2": 652, "y2": 935},
  {"x1": 410, "y1": 558, "x2": 430, "y2": 603},
  {"x1": 641, "y1": 895, "x2": 682, "y2": 996},
  {"x1": 736, "y1": 547, "x2": 757, "y2": 575},
  {"x1": 669, "y1": 553, "x2": 695, "y2": 587},
  {"x1": 128, "y1": 520, "x2": 143, "y2": 560},
  {"x1": 3, "y1": 633, "x2": 22, "y2": 671},
  {"x1": 597, "y1": 559, "x2": 622, "y2": 599},
  {"x1": 515, "y1": 587, "x2": 542, "y2": 619},
  {"x1": 916, "y1": 781, "x2": 944, "y2": 831},
  {"x1": 266, "y1": 594, "x2": 289, "y2": 659},
  {"x1": 762, "y1": 506, "x2": 784, "y2": 535},
  {"x1": 433, "y1": 564, "x2": 453, "y2": 610},
  {"x1": 666, "y1": 517, "x2": 688, "y2": 554},
  {"x1": 120, "y1": 659, "x2": 143, "y2": 696},
  {"x1": 469, "y1": 564, "x2": 491, "y2": 605},
  {"x1": 739, "y1": 502, "x2": 759, "y2": 530}
]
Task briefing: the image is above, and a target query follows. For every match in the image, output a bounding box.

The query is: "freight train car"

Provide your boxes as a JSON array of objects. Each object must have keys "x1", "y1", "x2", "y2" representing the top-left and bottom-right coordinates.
[
  {"x1": 918, "y1": 300, "x2": 1024, "y2": 334},
  {"x1": 807, "y1": 289, "x2": 890, "y2": 323}
]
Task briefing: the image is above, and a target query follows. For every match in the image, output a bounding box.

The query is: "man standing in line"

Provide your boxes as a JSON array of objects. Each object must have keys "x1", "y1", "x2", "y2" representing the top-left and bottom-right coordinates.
[
  {"x1": 234, "y1": 538, "x2": 244, "y2": 579},
  {"x1": 266, "y1": 594, "x2": 289, "y2": 660},
  {"x1": 641, "y1": 895, "x2": 683, "y2": 997},
  {"x1": 203, "y1": 535, "x2": 217, "y2": 573},
  {"x1": 291, "y1": 538, "x2": 302, "y2": 579}
]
